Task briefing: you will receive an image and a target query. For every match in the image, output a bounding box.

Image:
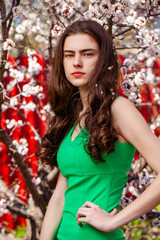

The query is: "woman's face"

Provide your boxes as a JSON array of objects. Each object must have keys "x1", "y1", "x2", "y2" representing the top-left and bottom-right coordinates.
[{"x1": 63, "y1": 33, "x2": 99, "y2": 91}]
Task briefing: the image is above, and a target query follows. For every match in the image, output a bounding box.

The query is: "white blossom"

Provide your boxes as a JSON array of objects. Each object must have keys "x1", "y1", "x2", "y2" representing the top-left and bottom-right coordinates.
[
  {"x1": 5, "y1": 61, "x2": 13, "y2": 69},
  {"x1": 1, "y1": 104, "x2": 8, "y2": 112},
  {"x1": 18, "y1": 120, "x2": 23, "y2": 126},
  {"x1": 135, "y1": 36, "x2": 144, "y2": 46},
  {"x1": 146, "y1": 57, "x2": 155, "y2": 67},
  {"x1": 138, "y1": 214, "x2": 147, "y2": 222},
  {"x1": 113, "y1": 10, "x2": 125, "y2": 23},
  {"x1": 62, "y1": 4, "x2": 75, "y2": 18},
  {"x1": 42, "y1": 103, "x2": 51, "y2": 113},
  {"x1": 88, "y1": 3, "x2": 101, "y2": 18},
  {"x1": 22, "y1": 19, "x2": 33, "y2": 29},
  {"x1": 150, "y1": 124, "x2": 156, "y2": 132},
  {"x1": 41, "y1": 115, "x2": 47, "y2": 121},
  {"x1": 37, "y1": 93, "x2": 45, "y2": 100},
  {"x1": 134, "y1": 17, "x2": 146, "y2": 29},
  {"x1": 13, "y1": 184, "x2": 20, "y2": 194},
  {"x1": 9, "y1": 68, "x2": 24, "y2": 83},
  {"x1": 147, "y1": 46, "x2": 160, "y2": 58},
  {"x1": 129, "y1": 0, "x2": 138, "y2": 5},
  {"x1": 20, "y1": 101, "x2": 36, "y2": 112},
  {"x1": 121, "y1": 80, "x2": 137, "y2": 96},
  {"x1": 28, "y1": 56, "x2": 42, "y2": 76},
  {"x1": 0, "y1": 199, "x2": 8, "y2": 217},
  {"x1": 35, "y1": 35, "x2": 48, "y2": 43},
  {"x1": 12, "y1": 6, "x2": 23, "y2": 17},
  {"x1": 16, "y1": 24, "x2": 26, "y2": 34},
  {"x1": 10, "y1": 97, "x2": 19, "y2": 107},
  {"x1": 22, "y1": 84, "x2": 43, "y2": 97},
  {"x1": 128, "y1": 185, "x2": 139, "y2": 197},
  {"x1": 6, "y1": 119, "x2": 23, "y2": 129},
  {"x1": 31, "y1": 25, "x2": 41, "y2": 33},
  {"x1": 137, "y1": 52, "x2": 146, "y2": 61},
  {"x1": 128, "y1": 92, "x2": 142, "y2": 104},
  {"x1": 15, "y1": 33, "x2": 24, "y2": 41},
  {"x1": 139, "y1": 168, "x2": 151, "y2": 189},
  {"x1": 2, "y1": 39, "x2": 15, "y2": 51},
  {"x1": 6, "y1": 119, "x2": 16, "y2": 129},
  {"x1": 156, "y1": 116, "x2": 160, "y2": 127},
  {"x1": 13, "y1": 138, "x2": 29, "y2": 156},
  {"x1": 134, "y1": 72, "x2": 145, "y2": 86},
  {"x1": 146, "y1": 68, "x2": 156, "y2": 84},
  {"x1": 51, "y1": 24, "x2": 63, "y2": 37},
  {"x1": 154, "y1": 93, "x2": 160, "y2": 103},
  {"x1": 32, "y1": 177, "x2": 41, "y2": 185},
  {"x1": 27, "y1": 48, "x2": 37, "y2": 57},
  {"x1": 99, "y1": 1, "x2": 114, "y2": 18},
  {"x1": 123, "y1": 58, "x2": 136, "y2": 68},
  {"x1": 121, "y1": 195, "x2": 133, "y2": 208},
  {"x1": 152, "y1": 218, "x2": 160, "y2": 227}
]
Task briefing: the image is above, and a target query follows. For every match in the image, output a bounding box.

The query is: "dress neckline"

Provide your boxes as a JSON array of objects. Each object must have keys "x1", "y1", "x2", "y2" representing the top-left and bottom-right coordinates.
[
  {"x1": 70, "y1": 123, "x2": 85, "y2": 143},
  {"x1": 69, "y1": 123, "x2": 130, "y2": 145}
]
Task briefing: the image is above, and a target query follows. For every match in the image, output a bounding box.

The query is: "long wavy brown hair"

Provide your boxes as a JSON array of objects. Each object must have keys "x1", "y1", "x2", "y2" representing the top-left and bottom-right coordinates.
[{"x1": 40, "y1": 20, "x2": 120, "y2": 168}]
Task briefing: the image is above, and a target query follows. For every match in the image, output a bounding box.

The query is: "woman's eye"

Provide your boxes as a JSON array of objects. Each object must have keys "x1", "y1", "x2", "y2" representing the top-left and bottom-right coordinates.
[
  {"x1": 84, "y1": 53, "x2": 93, "y2": 57},
  {"x1": 64, "y1": 54, "x2": 74, "y2": 58}
]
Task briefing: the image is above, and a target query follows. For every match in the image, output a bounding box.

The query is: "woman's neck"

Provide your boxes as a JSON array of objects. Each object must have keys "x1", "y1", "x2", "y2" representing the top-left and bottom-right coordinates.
[{"x1": 79, "y1": 86, "x2": 89, "y2": 113}]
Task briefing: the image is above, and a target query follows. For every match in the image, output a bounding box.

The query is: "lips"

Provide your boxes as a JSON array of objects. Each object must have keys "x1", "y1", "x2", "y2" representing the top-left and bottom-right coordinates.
[{"x1": 71, "y1": 71, "x2": 85, "y2": 77}]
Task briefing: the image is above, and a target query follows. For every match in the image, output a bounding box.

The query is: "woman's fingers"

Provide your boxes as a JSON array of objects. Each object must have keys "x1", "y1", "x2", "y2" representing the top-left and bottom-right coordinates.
[
  {"x1": 76, "y1": 201, "x2": 118, "y2": 231},
  {"x1": 81, "y1": 201, "x2": 96, "y2": 208},
  {"x1": 76, "y1": 201, "x2": 102, "y2": 227},
  {"x1": 76, "y1": 207, "x2": 89, "y2": 219},
  {"x1": 109, "y1": 208, "x2": 117, "y2": 216},
  {"x1": 76, "y1": 207, "x2": 90, "y2": 226},
  {"x1": 76, "y1": 201, "x2": 98, "y2": 221}
]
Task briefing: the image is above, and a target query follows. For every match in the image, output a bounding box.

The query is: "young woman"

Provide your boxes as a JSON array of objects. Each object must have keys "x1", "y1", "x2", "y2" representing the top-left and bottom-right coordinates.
[{"x1": 39, "y1": 20, "x2": 160, "y2": 240}]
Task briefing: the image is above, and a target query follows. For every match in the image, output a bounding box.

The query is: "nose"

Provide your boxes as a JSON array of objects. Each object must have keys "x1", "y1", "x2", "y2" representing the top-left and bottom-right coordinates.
[{"x1": 73, "y1": 54, "x2": 82, "y2": 67}]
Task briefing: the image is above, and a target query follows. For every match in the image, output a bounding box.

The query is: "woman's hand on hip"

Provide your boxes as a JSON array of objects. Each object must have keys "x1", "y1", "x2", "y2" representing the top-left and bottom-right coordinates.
[{"x1": 76, "y1": 201, "x2": 117, "y2": 232}]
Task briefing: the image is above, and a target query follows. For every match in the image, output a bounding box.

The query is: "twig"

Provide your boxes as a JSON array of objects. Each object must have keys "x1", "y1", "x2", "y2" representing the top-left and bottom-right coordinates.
[{"x1": 114, "y1": 26, "x2": 134, "y2": 38}]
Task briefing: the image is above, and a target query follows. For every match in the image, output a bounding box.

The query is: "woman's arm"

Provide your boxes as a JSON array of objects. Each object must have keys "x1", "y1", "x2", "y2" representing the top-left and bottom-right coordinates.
[
  {"x1": 76, "y1": 97, "x2": 160, "y2": 232},
  {"x1": 40, "y1": 172, "x2": 68, "y2": 240}
]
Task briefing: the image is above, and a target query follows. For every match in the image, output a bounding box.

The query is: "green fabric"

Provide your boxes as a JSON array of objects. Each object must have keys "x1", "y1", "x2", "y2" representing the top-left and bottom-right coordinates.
[{"x1": 55, "y1": 124, "x2": 136, "y2": 240}]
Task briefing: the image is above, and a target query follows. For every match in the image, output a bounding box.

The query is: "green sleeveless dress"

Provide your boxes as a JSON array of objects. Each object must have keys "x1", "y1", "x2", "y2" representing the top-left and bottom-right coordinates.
[{"x1": 55, "y1": 124, "x2": 136, "y2": 240}]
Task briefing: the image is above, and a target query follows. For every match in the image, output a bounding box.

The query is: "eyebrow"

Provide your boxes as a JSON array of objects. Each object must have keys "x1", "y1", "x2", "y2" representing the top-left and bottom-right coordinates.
[{"x1": 63, "y1": 48, "x2": 98, "y2": 53}]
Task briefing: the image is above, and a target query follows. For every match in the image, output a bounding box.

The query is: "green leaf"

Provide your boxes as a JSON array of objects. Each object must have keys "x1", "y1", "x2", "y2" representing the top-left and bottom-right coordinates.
[{"x1": 14, "y1": 225, "x2": 26, "y2": 238}]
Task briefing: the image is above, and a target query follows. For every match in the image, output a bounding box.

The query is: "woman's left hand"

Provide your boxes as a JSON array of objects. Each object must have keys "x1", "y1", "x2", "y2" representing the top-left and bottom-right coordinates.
[{"x1": 76, "y1": 201, "x2": 117, "y2": 232}]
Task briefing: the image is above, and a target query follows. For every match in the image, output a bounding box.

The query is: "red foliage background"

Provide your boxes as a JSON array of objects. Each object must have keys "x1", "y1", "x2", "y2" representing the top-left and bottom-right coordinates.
[{"x1": 0, "y1": 54, "x2": 48, "y2": 230}]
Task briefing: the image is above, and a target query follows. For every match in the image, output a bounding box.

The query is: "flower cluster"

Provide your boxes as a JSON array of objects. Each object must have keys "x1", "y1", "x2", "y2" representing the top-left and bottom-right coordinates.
[
  {"x1": 27, "y1": 56, "x2": 42, "y2": 76},
  {"x1": 51, "y1": 24, "x2": 63, "y2": 36},
  {"x1": 5, "y1": 119, "x2": 23, "y2": 129},
  {"x1": 13, "y1": 138, "x2": 29, "y2": 156},
  {"x1": 12, "y1": 6, "x2": 23, "y2": 17},
  {"x1": 2, "y1": 39, "x2": 15, "y2": 51},
  {"x1": 61, "y1": 3, "x2": 75, "y2": 19}
]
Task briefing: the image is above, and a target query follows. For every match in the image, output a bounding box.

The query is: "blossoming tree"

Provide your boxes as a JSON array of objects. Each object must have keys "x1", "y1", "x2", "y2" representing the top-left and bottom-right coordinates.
[{"x1": 0, "y1": 0, "x2": 160, "y2": 239}]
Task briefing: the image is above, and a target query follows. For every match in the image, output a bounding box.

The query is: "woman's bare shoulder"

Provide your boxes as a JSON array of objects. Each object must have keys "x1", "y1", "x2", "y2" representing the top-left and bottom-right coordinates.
[
  {"x1": 111, "y1": 96, "x2": 137, "y2": 120},
  {"x1": 111, "y1": 96, "x2": 133, "y2": 110}
]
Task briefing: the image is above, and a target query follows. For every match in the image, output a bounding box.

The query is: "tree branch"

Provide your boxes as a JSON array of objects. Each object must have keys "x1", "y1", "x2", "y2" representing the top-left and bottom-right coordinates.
[
  {"x1": 2, "y1": 0, "x2": 15, "y2": 23},
  {"x1": 0, "y1": 127, "x2": 46, "y2": 214},
  {"x1": 7, "y1": 202, "x2": 39, "y2": 240},
  {"x1": 113, "y1": 26, "x2": 134, "y2": 38},
  {"x1": 0, "y1": 0, "x2": 7, "y2": 122},
  {"x1": 7, "y1": 202, "x2": 33, "y2": 219}
]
